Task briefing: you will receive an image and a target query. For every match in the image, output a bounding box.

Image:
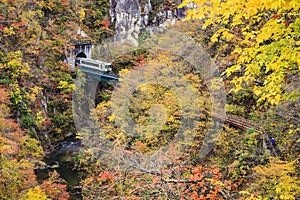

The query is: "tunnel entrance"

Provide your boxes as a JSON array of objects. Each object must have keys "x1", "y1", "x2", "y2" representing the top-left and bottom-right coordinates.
[
  {"x1": 76, "y1": 52, "x2": 87, "y2": 58},
  {"x1": 75, "y1": 52, "x2": 87, "y2": 67}
]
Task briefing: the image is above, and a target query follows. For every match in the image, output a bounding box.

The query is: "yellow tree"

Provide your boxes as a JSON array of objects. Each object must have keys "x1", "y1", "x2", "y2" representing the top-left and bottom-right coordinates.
[
  {"x1": 179, "y1": 0, "x2": 300, "y2": 107},
  {"x1": 240, "y1": 157, "x2": 300, "y2": 199}
]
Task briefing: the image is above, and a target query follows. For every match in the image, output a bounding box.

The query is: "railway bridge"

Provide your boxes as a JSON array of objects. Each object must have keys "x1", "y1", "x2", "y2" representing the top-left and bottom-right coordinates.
[{"x1": 65, "y1": 41, "x2": 118, "y2": 82}]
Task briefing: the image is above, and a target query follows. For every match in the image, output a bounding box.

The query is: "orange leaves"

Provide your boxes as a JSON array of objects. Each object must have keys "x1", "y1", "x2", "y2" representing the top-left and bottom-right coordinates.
[
  {"x1": 13, "y1": 21, "x2": 26, "y2": 28},
  {"x1": 184, "y1": 165, "x2": 224, "y2": 199},
  {"x1": 190, "y1": 166, "x2": 204, "y2": 181},
  {"x1": 190, "y1": 192, "x2": 198, "y2": 199},
  {"x1": 0, "y1": 88, "x2": 9, "y2": 104},
  {"x1": 98, "y1": 171, "x2": 115, "y2": 182},
  {"x1": 134, "y1": 140, "x2": 149, "y2": 152},
  {"x1": 101, "y1": 20, "x2": 110, "y2": 27}
]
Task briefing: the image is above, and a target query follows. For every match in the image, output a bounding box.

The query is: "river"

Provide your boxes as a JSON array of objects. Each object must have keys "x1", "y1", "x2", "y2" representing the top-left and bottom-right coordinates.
[{"x1": 35, "y1": 137, "x2": 84, "y2": 200}]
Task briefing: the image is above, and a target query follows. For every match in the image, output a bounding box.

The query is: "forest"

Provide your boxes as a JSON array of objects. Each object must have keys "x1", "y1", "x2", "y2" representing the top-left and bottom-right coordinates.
[{"x1": 0, "y1": 0, "x2": 299, "y2": 199}]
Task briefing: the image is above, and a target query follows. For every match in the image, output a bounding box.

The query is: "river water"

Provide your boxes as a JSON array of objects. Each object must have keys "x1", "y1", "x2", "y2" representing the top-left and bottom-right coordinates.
[{"x1": 35, "y1": 138, "x2": 84, "y2": 200}]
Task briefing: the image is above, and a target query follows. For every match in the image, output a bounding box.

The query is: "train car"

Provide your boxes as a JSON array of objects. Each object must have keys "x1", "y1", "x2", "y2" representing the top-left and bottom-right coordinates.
[{"x1": 75, "y1": 57, "x2": 112, "y2": 72}]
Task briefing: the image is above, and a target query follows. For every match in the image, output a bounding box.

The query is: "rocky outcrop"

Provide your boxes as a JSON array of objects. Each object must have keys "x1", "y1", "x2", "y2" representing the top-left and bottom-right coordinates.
[
  {"x1": 109, "y1": 0, "x2": 186, "y2": 45},
  {"x1": 110, "y1": 0, "x2": 141, "y2": 46}
]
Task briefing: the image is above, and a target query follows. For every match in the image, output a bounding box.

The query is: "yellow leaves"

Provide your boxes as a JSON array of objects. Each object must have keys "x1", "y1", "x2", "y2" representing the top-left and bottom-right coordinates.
[
  {"x1": 256, "y1": 19, "x2": 285, "y2": 44},
  {"x1": 256, "y1": 30, "x2": 272, "y2": 44},
  {"x1": 202, "y1": 18, "x2": 213, "y2": 29},
  {"x1": 288, "y1": 0, "x2": 300, "y2": 10},
  {"x1": 253, "y1": 86, "x2": 262, "y2": 96},
  {"x1": 249, "y1": 157, "x2": 300, "y2": 199},
  {"x1": 270, "y1": 0, "x2": 286, "y2": 10},
  {"x1": 210, "y1": 29, "x2": 224, "y2": 43},
  {"x1": 10, "y1": 86, "x2": 22, "y2": 104},
  {"x1": 253, "y1": 74, "x2": 283, "y2": 106},
  {"x1": 118, "y1": 68, "x2": 130, "y2": 76},
  {"x1": 270, "y1": 94, "x2": 281, "y2": 105},
  {"x1": 27, "y1": 86, "x2": 42, "y2": 102},
  {"x1": 240, "y1": 157, "x2": 300, "y2": 199},
  {"x1": 187, "y1": 9, "x2": 206, "y2": 20},
  {"x1": 35, "y1": 111, "x2": 45, "y2": 127},
  {"x1": 108, "y1": 114, "x2": 115, "y2": 122},
  {"x1": 79, "y1": 8, "x2": 85, "y2": 22},
  {"x1": 2, "y1": 51, "x2": 30, "y2": 80},
  {"x1": 245, "y1": 64, "x2": 260, "y2": 76},
  {"x1": 55, "y1": 128, "x2": 62, "y2": 134},
  {"x1": 210, "y1": 33, "x2": 219, "y2": 43},
  {"x1": 245, "y1": 5, "x2": 259, "y2": 17},
  {"x1": 179, "y1": 0, "x2": 212, "y2": 21},
  {"x1": 3, "y1": 27, "x2": 15, "y2": 36},
  {"x1": 20, "y1": 186, "x2": 50, "y2": 200},
  {"x1": 210, "y1": 28, "x2": 235, "y2": 43},
  {"x1": 222, "y1": 30, "x2": 235, "y2": 41},
  {"x1": 57, "y1": 80, "x2": 75, "y2": 93},
  {"x1": 231, "y1": 14, "x2": 244, "y2": 26}
]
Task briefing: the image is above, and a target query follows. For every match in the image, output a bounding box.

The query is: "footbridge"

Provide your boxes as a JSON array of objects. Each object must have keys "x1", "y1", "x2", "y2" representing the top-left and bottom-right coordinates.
[{"x1": 212, "y1": 111, "x2": 282, "y2": 157}]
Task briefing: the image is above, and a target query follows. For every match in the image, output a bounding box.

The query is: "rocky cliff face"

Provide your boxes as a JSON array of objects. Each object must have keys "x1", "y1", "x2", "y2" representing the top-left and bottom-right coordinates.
[
  {"x1": 110, "y1": 0, "x2": 141, "y2": 46},
  {"x1": 109, "y1": 0, "x2": 185, "y2": 45}
]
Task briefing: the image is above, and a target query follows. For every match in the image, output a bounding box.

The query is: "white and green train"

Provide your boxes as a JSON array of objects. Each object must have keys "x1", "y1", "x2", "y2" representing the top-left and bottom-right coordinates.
[{"x1": 75, "y1": 57, "x2": 112, "y2": 72}]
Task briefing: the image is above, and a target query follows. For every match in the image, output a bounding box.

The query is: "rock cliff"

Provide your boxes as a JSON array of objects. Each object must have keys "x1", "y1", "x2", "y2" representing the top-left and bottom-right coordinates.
[{"x1": 109, "y1": 0, "x2": 186, "y2": 45}]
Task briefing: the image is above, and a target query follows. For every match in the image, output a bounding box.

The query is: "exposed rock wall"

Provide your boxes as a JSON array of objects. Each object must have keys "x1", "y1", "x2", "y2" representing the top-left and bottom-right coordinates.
[
  {"x1": 110, "y1": 0, "x2": 141, "y2": 46},
  {"x1": 109, "y1": 0, "x2": 186, "y2": 45}
]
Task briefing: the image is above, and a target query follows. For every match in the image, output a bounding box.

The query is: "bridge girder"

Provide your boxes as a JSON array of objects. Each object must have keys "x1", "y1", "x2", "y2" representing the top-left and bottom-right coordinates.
[{"x1": 80, "y1": 68, "x2": 119, "y2": 83}]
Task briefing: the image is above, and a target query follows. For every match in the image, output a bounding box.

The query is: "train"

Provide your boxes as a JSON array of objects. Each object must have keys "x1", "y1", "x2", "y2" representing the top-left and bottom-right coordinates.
[{"x1": 75, "y1": 57, "x2": 112, "y2": 72}]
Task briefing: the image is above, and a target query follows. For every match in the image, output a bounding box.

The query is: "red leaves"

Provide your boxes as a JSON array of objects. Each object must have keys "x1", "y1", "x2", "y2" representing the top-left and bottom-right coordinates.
[
  {"x1": 285, "y1": 21, "x2": 289, "y2": 27},
  {"x1": 14, "y1": 21, "x2": 26, "y2": 27},
  {"x1": 101, "y1": 20, "x2": 110, "y2": 27},
  {"x1": 12, "y1": 21, "x2": 26, "y2": 32},
  {"x1": 94, "y1": 20, "x2": 110, "y2": 27},
  {"x1": 61, "y1": 0, "x2": 70, "y2": 8},
  {"x1": 183, "y1": 165, "x2": 224, "y2": 199},
  {"x1": 271, "y1": 14, "x2": 279, "y2": 19},
  {"x1": 42, "y1": 118, "x2": 52, "y2": 127},
  {"x1": 41, "y1": 171, "x2": 70, "y2": 200},
  {"x1": 82, "y1": 160, "x2": 226, "y2": 199},
  {"x1": 190, "y1": 192, "x2": 198, "y2": 199},
  {"x1": 134, "y1": 140, "x2": 148, "y2": 152}
]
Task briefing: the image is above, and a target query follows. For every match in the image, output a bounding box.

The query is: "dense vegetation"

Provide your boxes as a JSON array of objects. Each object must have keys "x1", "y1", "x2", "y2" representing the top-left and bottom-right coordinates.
[
  {"x1": 0, "y1": 0, "x2": 111, "y2": 198},
  {"x1": 0, "y1": 0, "x2": 113, "y2": 145},
  {"x1": 0, "y1": 0, "x2": 299, "y2": 199}
]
